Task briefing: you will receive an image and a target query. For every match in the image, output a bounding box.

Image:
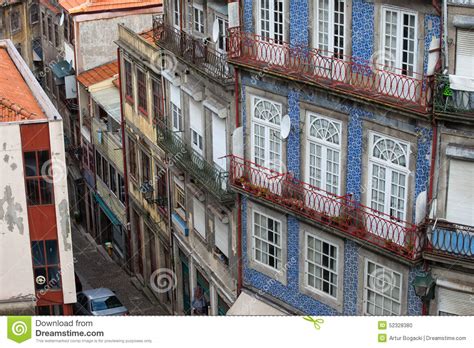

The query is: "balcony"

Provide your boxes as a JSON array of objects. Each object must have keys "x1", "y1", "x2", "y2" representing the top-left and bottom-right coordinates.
[
  {"x1": 228, "y1": 28, "x2": 433, "y2": 114},
  {"x1": 156, "y1": 120, "x2": 234, "y2": 203},
  {"x1": 434, "y1": 74, "x2": 474, "y2": 121},
  {"x1": 152, "y1": 15, "x2": 234, "y2": 85},
  {"x1": 425, "y1": 219, "x2": 474, "y2": 260},
  {"x1": 229, "y1": 155, "x2": 425, "y2": 261}
]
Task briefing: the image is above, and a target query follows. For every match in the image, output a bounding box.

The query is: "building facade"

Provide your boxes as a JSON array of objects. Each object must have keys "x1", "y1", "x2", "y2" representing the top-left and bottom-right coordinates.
[
  {"x1": 0, "y1": 39, "x2": 76, "y2": 315},
  {"x1": 117, "y1": 0, "x2": 239, "y2": 315},
  {"x1": 226, "y1": 0, "x2": 446, "y2": 315}
]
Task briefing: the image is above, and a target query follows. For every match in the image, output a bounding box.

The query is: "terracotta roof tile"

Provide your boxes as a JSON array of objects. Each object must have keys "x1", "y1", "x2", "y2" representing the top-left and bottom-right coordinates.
[
  {"x1": 77, "y1": 60, "x2": 118, "y2": 88},
  {"x1": 140, "y1": 29, "x2": 154, "y2": 44},
  {"x1": 59, "y1": 0, "x2": 162, "y2": 14},
  {"x1": 0, "y1": 48, "x2": 45, "y2": 123},
  {"x1": 40, "y1": 0, "x2": 62, "y2": 15}
]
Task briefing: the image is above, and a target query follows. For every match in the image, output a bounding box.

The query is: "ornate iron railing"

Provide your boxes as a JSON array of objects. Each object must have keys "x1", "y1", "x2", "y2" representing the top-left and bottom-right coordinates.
[
  {"x1": 153, "y1": 16, "x2": 234, "y2": 84},
  {"x1": 156, "y1": 120, "x2": 233, "y2": 202},
  {"x1": 426, "y1": 219, "x2": 474, "y2": 258},
  {"x1": 229, "y1": 155, "x2": 425, "y2": 260},
  {"x1": 228, "y1": 27, "x2": 433, "y2": 113},
  {"x1": 434, "y1": 74, "x2": 474, "y2": 116}
]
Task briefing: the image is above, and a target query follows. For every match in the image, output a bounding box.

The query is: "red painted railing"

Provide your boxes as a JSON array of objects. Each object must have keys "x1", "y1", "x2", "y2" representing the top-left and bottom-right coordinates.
[
  {"x1": 229, "y1": 155, "x2": 425, "y2": 260},
  {"x1": 228, "y1": 28, "x2": 433, "y2": 113}
]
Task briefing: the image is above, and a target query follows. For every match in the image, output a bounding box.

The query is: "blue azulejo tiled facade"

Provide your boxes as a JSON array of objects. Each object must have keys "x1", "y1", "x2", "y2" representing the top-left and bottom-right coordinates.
[{"x1": 233, "y1": 0, "x2": 439, "y2": 315}]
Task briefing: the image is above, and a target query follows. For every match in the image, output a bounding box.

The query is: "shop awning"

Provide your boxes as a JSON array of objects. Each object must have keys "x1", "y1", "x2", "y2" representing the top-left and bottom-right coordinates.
[
  {"x1": 93, "y1": 193, "x2": 121, "y2": 226},
  {"x1": 90, "y1": 86, "x2": 121, "y2": 123},
  {"x1": 51, "y1": 60, "x2": 74, "y2": 79},
  {"x1": 226, "y1": 291, "x2": 287, "y2": 316}
]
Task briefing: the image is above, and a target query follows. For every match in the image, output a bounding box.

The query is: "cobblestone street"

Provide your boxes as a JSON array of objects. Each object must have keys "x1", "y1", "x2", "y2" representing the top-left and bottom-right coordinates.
[{"x1": 72, "y1": 225, "x2": 167, "y2": 315}]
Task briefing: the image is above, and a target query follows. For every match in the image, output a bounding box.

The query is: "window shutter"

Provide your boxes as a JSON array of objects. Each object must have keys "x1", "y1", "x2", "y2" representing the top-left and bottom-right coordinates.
[
  {"x1": 212, "y1": 113, "x2": 227, "y2": 170},
  {"x1": 193, "y1": 197, "x2": 206, "y2": 238},
  {"x1": 214, "y1": 218, "x2": 229, "y2": 257},
  {"x1": 456, "y1": 29, "x2": 474, "y2": 78},
  {"x1": 446, "y1": 159, "x2": 474, "y2": 225},
  {"x1": 170, "y1": 84, "x2": 181, "y2": 107},
  {"x1": 189, "y1": 99, "x2": 203, "y2": 135},
  {"x1": 437, "y1": 287, "x2": 473, "y2": 316}
]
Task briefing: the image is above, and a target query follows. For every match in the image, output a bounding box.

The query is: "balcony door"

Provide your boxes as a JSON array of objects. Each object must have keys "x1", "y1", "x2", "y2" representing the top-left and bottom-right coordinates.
[
  {"x1": 250, "y1": 96, "x2": 283, "y2": 194},
  {"x1": 367, "y1": 134, "x2": 410, "y2": 245},
  {"x1": 379, "y1": 8, "x2": 419, "y2": 103},
  {"x1": 256, "y1": 0, "x2": 286, "y2": 66},
  {"x1": 313, "y1": 0, "x2": 346, "y2": 82}
]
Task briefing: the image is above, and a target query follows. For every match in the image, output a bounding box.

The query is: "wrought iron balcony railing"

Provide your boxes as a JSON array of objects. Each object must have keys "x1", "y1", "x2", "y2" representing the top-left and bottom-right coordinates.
[
  {"x1": 434, "y1": 74, "x2": 474, "y2": 117},
  {"x1": 153, "y1": 16, "x2": 234, "y2": 84},
  {"x1": 156, "y1": 119, "x2": 234, "y2": 202},
  {"x1": 229, "y1": 155, "x2": 425, "y2": 260},
  {"x1": 228, "y1": 27, "x2": 433, "y2": 114},
  {"x1": 426, "y1": 219, "x2": 474, "y2": 259}
]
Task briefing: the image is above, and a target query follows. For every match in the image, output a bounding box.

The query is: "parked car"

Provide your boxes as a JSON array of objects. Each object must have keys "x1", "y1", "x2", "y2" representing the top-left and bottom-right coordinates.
[{"x1": 74, "y1": 288, "x2": 128, "y2": 316}]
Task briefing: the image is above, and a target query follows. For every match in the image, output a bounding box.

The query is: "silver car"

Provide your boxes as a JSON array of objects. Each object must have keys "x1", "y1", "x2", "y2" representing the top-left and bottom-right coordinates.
[{"x1": 74, "y1": 288, "x2": 129, "y2": 316}]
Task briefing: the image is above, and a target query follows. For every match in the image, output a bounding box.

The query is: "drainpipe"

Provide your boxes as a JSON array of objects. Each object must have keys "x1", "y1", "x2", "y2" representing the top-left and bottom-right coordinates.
[
  {"x1": 442, "y1": 0, "x2": 449, "y2": 73},
  {"x1": 234, "y1": 66, "x2": 242, "y2": 295},
  {"x1": 117, "y1": 48, "x2": 133, "y2": 273}
]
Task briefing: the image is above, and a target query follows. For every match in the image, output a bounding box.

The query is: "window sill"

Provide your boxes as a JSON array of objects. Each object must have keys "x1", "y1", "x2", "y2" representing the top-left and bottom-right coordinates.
[
  {"x1": 193, "y1": 228, "x2": 207, "y2": 244},
  {"x1": 175, "y1": 208, "x2": 186, "y2": 221}
]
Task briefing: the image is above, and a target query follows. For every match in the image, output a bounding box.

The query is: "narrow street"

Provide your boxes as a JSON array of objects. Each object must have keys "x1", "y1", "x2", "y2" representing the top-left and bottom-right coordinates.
[{"x1": 71, "y1": 225, "x2": 167, "y2": 315}]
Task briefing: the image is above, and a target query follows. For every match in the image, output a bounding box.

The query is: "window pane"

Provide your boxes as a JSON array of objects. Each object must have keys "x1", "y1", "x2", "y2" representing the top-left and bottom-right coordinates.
[
  {"x1": 26, "y1": 179, "x2": 40, "y2": 205},
  {"x1": 34, "y1": 267, "x2": 47, "y2": 290},
  {"x1": 46, "y1": 240, "x2": 59, "y2": 265},
  {"x1": 47, "y1": 266, "x2": 61, "y2": 289},
  {"x1": 24, "y1": 152, "x2": 37, "y2": 177},
  {"x1": 31, "y1": 241, "x2": 45, "y2": 266},
  {"x1": 39, "y1": 179, "x2": 53, "y2": 204}
]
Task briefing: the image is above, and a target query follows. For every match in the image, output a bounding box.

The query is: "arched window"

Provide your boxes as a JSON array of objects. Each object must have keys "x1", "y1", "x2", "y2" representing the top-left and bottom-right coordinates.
[
  {"x1": 253, "y1": 97, "x2": 282, "y2": 125},
  {"x1": 306, "y1": 114, "x2": 342, "y2": 195},
  {"x1": 368, "y1": 133, "x2": 410, "y2": 222}
]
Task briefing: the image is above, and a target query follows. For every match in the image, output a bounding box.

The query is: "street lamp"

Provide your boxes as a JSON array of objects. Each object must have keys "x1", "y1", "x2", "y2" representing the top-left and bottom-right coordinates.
[{"x1": 413, "y1": 273, "x2": 436, "y2": 301}]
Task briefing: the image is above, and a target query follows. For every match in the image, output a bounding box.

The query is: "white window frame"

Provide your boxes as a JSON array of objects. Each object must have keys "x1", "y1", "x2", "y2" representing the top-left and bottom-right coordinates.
[
  {"x1": 304, "y1": 232, "x2": 339, "y2": 299},
  {"x1": 381, "y1": 6, "x2": 418, "y2": 76},
  {"x1": 174, "y1": 183, "x2": 186, "y2": 214},
  {"x1": 173, "y1": 0, "x2": 181, "y2": 29},
  {"x1": 171, "y1": 102, "x2": 182, "y2": 132},
  {"x1": 193, "y1": 4, "x2": 204, "y2": 34},
  {"x1": 191, "y1": 129, "x2": 203, "y2": 155},
  {"x1": 368, "y1": 132, "x2": 410, "y2": 221},
  {"x1": 193, "y1": 197, "x2": 206, "y2": 239},
  {"x1": 252, "y1": 210, "x2": 282, "y2": 271},
  {"x1": 306, "y1": 113, "x2": 342, "y2": 195},
  {"x1": 363, "y1": 259, "x2": 402, "y2": 316},
  {"x1": 217, "y1": 16, "x2": 229, "y2": 53},
  {"x1": 250, "y1": 96, "x2": 282, "y2": 171},
  {"x1": 314, "y1": 0, "x2": 346, "y2": 56},
  {"x1": 257, "y1": 0, "x2": 284, "y2": 44}
]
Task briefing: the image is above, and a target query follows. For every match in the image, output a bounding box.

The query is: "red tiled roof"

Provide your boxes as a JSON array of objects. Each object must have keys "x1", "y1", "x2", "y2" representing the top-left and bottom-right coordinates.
[
  {"x1": 140, "y1": 29, "x2": 154, "y2": 44},
  {"x1": 59, "y1": 0, "x2": 163, "y2": 14},
  {"x1": 77, "y1": 60, "x2": 118, "y2": 87},
  {"x1": 0, "y1": 48, "x2": 45, "y2": 123}
]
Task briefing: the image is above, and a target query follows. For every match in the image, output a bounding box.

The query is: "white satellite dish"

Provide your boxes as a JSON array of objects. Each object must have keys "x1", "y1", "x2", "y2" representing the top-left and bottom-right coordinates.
[
  {"x1": 59, "y1": 12, "x2": 65, "y2": 26},
  {"x1": 212, "y1": 19, "x2": 220, "y2": 43},
  {"x1": 281, "y1": 114, "x2": 291, "y2": 139}
]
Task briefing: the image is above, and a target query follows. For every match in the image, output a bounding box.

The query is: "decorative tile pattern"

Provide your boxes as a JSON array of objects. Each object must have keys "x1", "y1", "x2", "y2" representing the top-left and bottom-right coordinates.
[
  {"x1": 423, "y1": 14, "x2": 441, "y2": 75},
  {"x1": 289, "y1": 0, "x2": 309, "y2": 47},
  {"x1": 351, "y1": 0, "x2": 374, "y2": 61},
  {"x1": 287, "y1": 89, "x2": 301, "y2": 178},
  {"x1": 342, "y1": 240, "x2": 359, "y2": 315},
  {"x1": 407, "y1": 266, "x2": 424, "y2": 315},
  {"x1": 413, "y1": 126, "x2": 433, "y2": 222},
  {"x1": 243, "y1": 0, "x2": 253, "y2": 32}
]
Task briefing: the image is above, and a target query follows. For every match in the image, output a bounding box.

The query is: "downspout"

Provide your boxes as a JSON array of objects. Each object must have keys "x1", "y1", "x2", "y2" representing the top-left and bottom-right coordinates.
[
  {"x1": 235, "y1": 67, "x2": 242, "y2": 295},
  {"x1": 442, "y1": 0, "x2": 449, "y2": 73},
  {"x1": 117, "y1": 48, "x2": 133, "y2": 273}
]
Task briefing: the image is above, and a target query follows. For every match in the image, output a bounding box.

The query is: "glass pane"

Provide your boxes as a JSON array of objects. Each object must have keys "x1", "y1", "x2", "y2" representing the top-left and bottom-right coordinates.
[
  {"x1": 26, "y1": 179, "x2": 40, "y2": 205},
  {"x1": 38, "y1": 151, "x2": 50, "y2": 175},
  {"x1": 46, "y1": 240, "x2": 59, "y2": 265},
  {"x1": 24, "y1": 152, "x2": 37, "y2": 177},
  {"x1": 31, "y1": 241, "x2": 45, "y2": 266},
  {"x1": 39, "y1": 179, "x2": 53, "y2": 204},
  {"x1": 47, "y1": 266, "x2": 61, "y2": 289}
]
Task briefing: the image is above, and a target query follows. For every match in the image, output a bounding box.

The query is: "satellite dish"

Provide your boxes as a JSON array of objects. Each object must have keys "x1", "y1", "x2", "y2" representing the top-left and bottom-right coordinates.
[
  {"x1": 212, "y1": 19, "x2": 219, "y2": 43},
  {"x1": 59, "y1": 12, "x2": 65, "y2": 26},
  {"x1": 281, "y1": 114, "x2": 291, "y2": 139}
]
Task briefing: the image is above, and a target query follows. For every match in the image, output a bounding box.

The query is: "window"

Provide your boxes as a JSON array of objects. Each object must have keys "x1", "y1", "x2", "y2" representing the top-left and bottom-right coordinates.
[
  {"x1": 155, "y1": 165, "x2": 168, "y2": 212},
  {"x1": 307, "y1": 114, "x2": 341, "y2": 195},
  {"x1": 124, "y1": 60, "x2": 133, "y2": 103},
  {"x1": 214, "y1": 217, "x2": 229, "y2": 258},
  {"x1": 137, "y1": 69, "x2": 147, "y2": 115},
  {"x1": 171, "y1": 103, "x2": 182, "y2": 131},
  {"x1": 47, "y1": 16, "x2": 53, "y2": 43},
  {"x1": 173, "y1": 0, "x2": 180, "y2": 28},
  {"x1": 141, "y1": 151, "x2": 151, "y2": 183},
  {"x1": 191, "y1": 129, "x2": 203, "y2": 154},
  {"x1": 381, "y1": 7, "x2": 417, "y2": 76},
  {"x1": 252, "y1": 211, "x2": 282, "y2": 270},
  {"x1": 152, "y1": 79, "x2": 163, "y2": 122},
  {"x1": 455, "y1": 29, "x2": 474, "y2": 78},
  {"x1": 369, "y1": 134, "x2": 409, "y2": 221},
  {"x1": 364, "y1": 260, "x2": 402, "y2": 315},
  {"x1": 69, "y1": 15, "x2": 74, "y2": 44},
  {"x1": 42, "y1": 12, "x2": 47, "y2": 38},
  {"x1": 31, "y1": 240, "x2": 61, "y2": 291},
  {"x1": 118, "y1": 174, "x2": 126, "y2": 204},
  {"x1": 30, "y1": 4, "x2": 39, "y2": 24},
  {"x1": 102, "y1": 156, "x2": 109, "y2": 187},
  {"x1": 258, "y1": 0, "x2": 284, "y2": 44},
  {"x1": 54, "y1": 23, "x2": 60, "y2": 47},
  {"x1": 128, "y1": 137, "x2": 138, "y2": 180},
  {"x1": 217, "y1": 294, "x2": 230, "y2": 315},
  {"x1": 217, "y1": 17, "x2": 229, "y2": 52},
  {"x1": 193, "y1": 197, "x2": 206, "y2": 239},
  {"x1": 175, "y1": 183, "x2": 186, "y2": 213},
  {"x1": 193, "y1": 5, "x2": 204, "y2": 34},
  {"x1": 251, "y1": 96, "x2": 282, "y2": 171},
  {"x1": 305, "y1": 233, "x2": 338, "y2": 298},
  {"x1": 10, "y1": 10, "x2": 21, "y2": 33},
  {"x1": 24, "y1": 151, "x2": 53, "y2": 206},
  {"x1": 314, "y1": 0, "x2": 345, "y2": 58},
  {"x1": 63, "y1": 14, "x2": 69, "y2": 42},
  {"x1": 109, "y1": 164, "x2": 117, "y2": 195},
  {"x1": 95, "y1": 150, "x2": 103, "y2": 180}
]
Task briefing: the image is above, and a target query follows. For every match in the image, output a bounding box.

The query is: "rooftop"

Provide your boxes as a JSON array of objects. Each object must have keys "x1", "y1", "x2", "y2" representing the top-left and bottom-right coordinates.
[
  {"x1": 0, "y1": 47, "x2": 45, "y2": 123},
  {"x1": 59, "y1": 0, "x2": 163, "y2": 14},
  {"x1": 77, "y1": 60, "x2": 118, "y2": 87}
]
